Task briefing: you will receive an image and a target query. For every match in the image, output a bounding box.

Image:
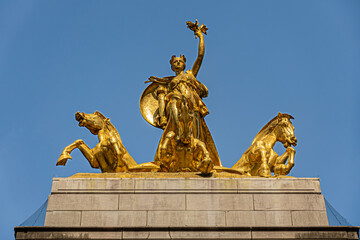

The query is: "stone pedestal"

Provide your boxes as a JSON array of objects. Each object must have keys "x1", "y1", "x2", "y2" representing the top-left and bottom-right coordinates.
[{"x1": 15, "y1": 173, "x2": 359, "y2": 239}]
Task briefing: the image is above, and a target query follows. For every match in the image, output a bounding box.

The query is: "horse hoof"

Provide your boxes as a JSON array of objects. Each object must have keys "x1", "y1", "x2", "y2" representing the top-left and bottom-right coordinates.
[
  {"x1": 274, "y1": 164, "x2": 289, "y2": 176},
  {"x1": 56, "y1": 158, "x2": 67, "y2": 166},
  {"x1": 198, "y1": 158, "x2": 214, "y2": 174},
  {"x1": 259, "y1": 169, "x2": 271, "y2": 178},
  {"x1": 57, "y1": 153, "x2": 72, "y2": 166}
]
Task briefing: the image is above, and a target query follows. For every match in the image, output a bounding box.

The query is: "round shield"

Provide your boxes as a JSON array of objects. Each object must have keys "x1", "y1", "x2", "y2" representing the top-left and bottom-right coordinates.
[{"x1": 140, "y1": 82, "x2": 165, "y2": 129}]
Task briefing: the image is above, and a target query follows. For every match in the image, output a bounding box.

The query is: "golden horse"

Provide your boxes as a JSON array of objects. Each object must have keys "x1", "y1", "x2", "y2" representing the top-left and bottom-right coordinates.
[
  {"x1": 232, "y1": 112, "x2": 297, "y2": 177},
  {"x1": 56, "y1": 111, "x2": 137, "y2": 172}
]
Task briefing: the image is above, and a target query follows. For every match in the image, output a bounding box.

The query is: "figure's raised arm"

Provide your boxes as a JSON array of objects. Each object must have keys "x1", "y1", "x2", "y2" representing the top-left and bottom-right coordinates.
[{"x1": 187, "y1": 20, "x2": 208, "y2": 78}]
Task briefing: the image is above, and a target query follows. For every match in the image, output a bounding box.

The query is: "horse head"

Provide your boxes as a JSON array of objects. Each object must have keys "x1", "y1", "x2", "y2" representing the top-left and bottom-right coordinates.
[
  {"x1": 75, "y1": 111, "x2": 107, "y2": 135},
  {"x1": 274, "y1": 112, "x2": 297, "y2": 148}
]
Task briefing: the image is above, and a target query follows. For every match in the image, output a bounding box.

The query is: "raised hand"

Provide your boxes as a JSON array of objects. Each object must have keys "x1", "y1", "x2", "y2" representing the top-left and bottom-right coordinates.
[{"x1": 186, "y1": 19, "x2": 208, "y2": 38}]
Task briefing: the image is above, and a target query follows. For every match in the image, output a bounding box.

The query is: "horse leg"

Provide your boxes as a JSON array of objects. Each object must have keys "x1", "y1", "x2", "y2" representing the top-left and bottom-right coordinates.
[
  {"x1": 194, "y1": 138, "x2": 213, "y2": 174},
  {"x1": 258, "y1": 149, "x2": 271, "y2": 177},
  {"x1": 158, "y1": 131, "x2": 176, "y2": 169},
  {"x1": 78, "y1": 143, "x2": 99, "y2": 169},
  {"x1": 57, "y1": 140, "x2": 84, "y2": 166},
  {"x1": 267, "y1": 150, "x2": 279, "y2": 172},
  {"x1": 57, "y1": 140, "x2": 99, "y2": 169},
  {"x1": 274, "y1": 147, "x2": 295, "y2": 175},
  {"x1": 160, "y1": 132, "x2": 175, "y2": 154}
]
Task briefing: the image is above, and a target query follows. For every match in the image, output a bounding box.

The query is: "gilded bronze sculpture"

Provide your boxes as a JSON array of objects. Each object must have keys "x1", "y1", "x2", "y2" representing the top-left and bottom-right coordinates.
[
  {"x1": 231, "y1": 112, "x2": 297, "y2": 177},
  {"x1": 57, "y1": 111, "x2": 137, "y2": 173},
  {"x1": 140, "y1": 20, "x2": 221, "y2": 174},
  {"x1": 56, "y1": 20, "x2": 298, "y2": 177}
]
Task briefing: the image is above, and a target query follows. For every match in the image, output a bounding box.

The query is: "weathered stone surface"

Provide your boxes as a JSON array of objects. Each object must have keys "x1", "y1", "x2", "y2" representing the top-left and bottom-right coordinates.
[
  {"x1": 237, "y1": 178, "x2": 321, "y2": 193},
  {"x1": 254, "y1": 193, "x2": 326, "y2": 211},
  {"x1": 147, "y1": 210, "x2": 226, "y2": 227},
  {"x1": 292, "y1": 210, "x2": 329, "y2": 226},
  {"x1": 119, "y1": 194, "x2": 185, "y2": 210},
  {"x1": 51, "y1": 177, "x2": 135, "y2": 194},
  {"x1": 42, "y1": 177, "x2": 334, "y2": 235},
  {"x1": 81, "y1": 211, "x2": 147, "y2": 227},
  {"x1": 168, "y1": 230, "x2": 251, "y2": 239},
  {"x1": 225, "y1": 211, "x2": 292, "y2": 226},
  {"x1": 186, "y1": 194, "x2": 253, "y2": 210},
  {"x1": 44, "y1": 211, "x2": 81, "y2": 226},
  {"x1": 134, "y1": 178, "x2": 238, "y2": 193},
  {"x1": 123, "y1": 231, "x2": 171, "y2": 239},
  {"x1": 252, "y1": 230, "x2": 349, "y2": 239},
  {"x1": 16, "y1": 230, "x2": 123, "y2": 239},
  {"x1": 52, "y1": 175, "x2": 321, "y2": 194},
  {"x1": 15, "y1": 226, "x2": 360, "y2": 240},
  {"x1": 47, "y1": 194, "x2": 118, "y2": 211}
]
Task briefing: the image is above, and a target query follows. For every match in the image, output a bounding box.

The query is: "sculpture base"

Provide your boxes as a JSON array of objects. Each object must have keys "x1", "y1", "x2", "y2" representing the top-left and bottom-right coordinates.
[
  {"x1": 15, "y1": 174, "x2": 359, "y2": 239},
  {"x1": 15, "y1": 226, "x2": 360, "y2": 239}
]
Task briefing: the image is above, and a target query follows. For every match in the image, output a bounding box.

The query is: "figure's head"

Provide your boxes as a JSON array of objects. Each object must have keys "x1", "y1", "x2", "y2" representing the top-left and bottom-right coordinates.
[
  {"x1": 75, "y1": 111, "x2": 107, "y2": 135},
  {"x1": 170, "y1": 55, "x2": 186, "y2": 72}
]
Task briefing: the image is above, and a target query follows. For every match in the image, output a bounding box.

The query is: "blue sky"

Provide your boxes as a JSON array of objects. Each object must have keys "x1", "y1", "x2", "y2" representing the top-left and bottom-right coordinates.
[{"x1": 1, "y1": 1, "x2": 359, "y2": 239}]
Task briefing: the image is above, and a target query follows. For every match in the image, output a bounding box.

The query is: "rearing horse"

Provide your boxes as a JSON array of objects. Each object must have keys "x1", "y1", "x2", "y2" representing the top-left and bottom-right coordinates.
[
  {"x1": 56, "y1": 111, "x2": 137, "y2": 172},
  {"x1": 232, "y1": 112, "x2": 297, "y2": 177}
]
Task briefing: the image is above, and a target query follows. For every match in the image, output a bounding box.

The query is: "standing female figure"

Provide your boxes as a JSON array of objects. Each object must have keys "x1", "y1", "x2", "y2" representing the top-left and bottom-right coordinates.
[{"x1": 140, "y1": 20, "x2": 221, "y2": 172}]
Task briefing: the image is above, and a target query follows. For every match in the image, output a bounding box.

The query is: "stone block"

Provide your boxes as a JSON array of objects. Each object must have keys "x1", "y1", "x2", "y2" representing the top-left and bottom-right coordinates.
[
  {"x1": 252, "y1": 230, "x2": 299, "y2": 239},
  {"x1": 134, "y1": 178, "x2": 238, "y2": 193},
  {"x1": 50, "y1": 176, "x2": 322, "y2": 194},
  {"x1": 147, "y1": 210, "x2": 226, "y2": 227},
  {"x1": 17, "y1": 231, "x2": 124, "y2": 239},
  {"x1": 254, "y1": 193, "x2": 326, "y2": 211},
  {"x1": 51, "y1": 177, "x2": 135, "y2": 194},
  {"x1": 123, "y1": 230, "x2": 251, "y2": 239},
  {"x1": 252, "y1": 229, "x2": 354, "y2": 239},
  {"x1": 169, "y1": 230, "x2": 252, "y2": 239},
  {"x1": 119, "y1": 194, "x2": 185, "y2": 210},
  {"x1": 348, "y1": 231, "x2": 360, "y2": 239},
  {"x1": 123, "y1": 231, "x2": 171, "y2": 239},
  {"x1": 81, "y1": 211, "x2": 147, "y2": 227},
  {"x1": 292, "y1": 210, "x2": 329, "y2": 226},
  {"x1": 44, "y1": 211, "x2": 81, "y2": 226},
  {"x1": 225, "y1": 211, "x2": 292, "y2": 226},
  {"x1": 237, "y1": 178, "x2": 321, "y2": 194},
  {"x1": 47, "y1": 194, "x2": 118, "y2": 211},
  {"x1": 15, "y1": 226, "x2": 360, "y2": 240},
  {"x1": 186, "y1": 194, "x2": 253, "y2": 211}
]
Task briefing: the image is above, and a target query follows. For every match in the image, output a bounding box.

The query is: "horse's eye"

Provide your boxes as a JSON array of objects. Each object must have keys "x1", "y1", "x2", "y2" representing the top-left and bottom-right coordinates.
[{"x1": 281, "y1": 122, "x2": 288, "y2": 126}]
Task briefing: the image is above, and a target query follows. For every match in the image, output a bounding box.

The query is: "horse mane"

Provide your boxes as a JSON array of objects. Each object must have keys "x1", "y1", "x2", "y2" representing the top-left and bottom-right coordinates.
[
  {"x1": 94, "y1": 111, "x2": 123, "y2": 144},
  {"x1": 106, "y1": 121, "x2": 124, "y2": 144},
  {"x1": 251, "y1": 113, "x2": 294, "y2": 144}
]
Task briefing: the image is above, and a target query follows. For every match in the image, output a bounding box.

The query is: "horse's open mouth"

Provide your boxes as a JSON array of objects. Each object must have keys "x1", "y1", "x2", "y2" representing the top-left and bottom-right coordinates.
[
  {"x1": 75, "y1": 112, "x2": 85, "y2": 126},
  {"x1": 284, "y1": 137, "x2": 297, "y2": 147},
  {"x1": 284, "y1": 141, "x2": 296, "y2": 148}
]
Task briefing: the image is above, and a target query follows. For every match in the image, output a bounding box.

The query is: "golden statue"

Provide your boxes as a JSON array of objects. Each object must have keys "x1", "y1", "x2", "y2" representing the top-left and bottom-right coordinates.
[
  {"x1": 56, "y1": 111, "x2": 137, "y2": 173},
  {"x1": 56, "y1": 21, "x2": 299, "y2": 177},
  {"x1": 140, "y1": 20, "x2": 221, "y2": 174},
  {"x1": 231, "y1": 112, "x2": 297, "y2": 177}
]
